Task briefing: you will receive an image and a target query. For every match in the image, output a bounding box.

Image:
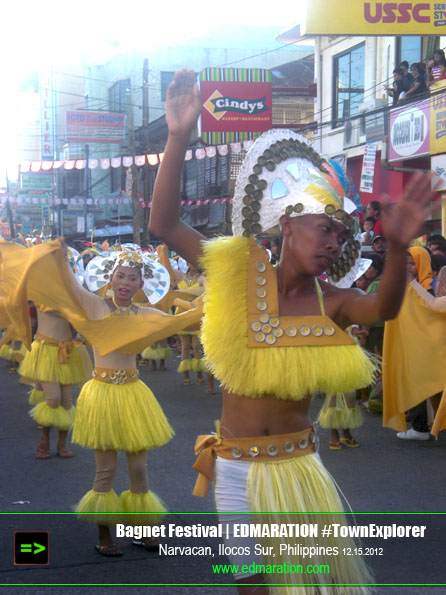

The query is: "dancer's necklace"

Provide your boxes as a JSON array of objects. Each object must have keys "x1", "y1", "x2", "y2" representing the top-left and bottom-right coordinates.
[{"x1": 112, "y1": 294, "x2": 133, "y2": 317}]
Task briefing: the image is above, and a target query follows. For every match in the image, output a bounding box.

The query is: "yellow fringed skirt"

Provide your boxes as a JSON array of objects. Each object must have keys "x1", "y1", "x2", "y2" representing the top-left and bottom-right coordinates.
[
  {"x1": 19, "y1": 341, "x2": 89, "y2": 385},
  {"x1": 141, "y1": 344, "x2": 172, "y2": 360},
  {"x1": 72, "y1": 378, "x2": 174, "y2": 452},
  {"x1": 318, "y1": 393, "x2": 363, "y2": 430},
  {"x1": 0, "y1": 344, "x2": 13, "y2": 361},
  {"x1": 245, "y1": 454, "x2": 373, "y2": 594}
]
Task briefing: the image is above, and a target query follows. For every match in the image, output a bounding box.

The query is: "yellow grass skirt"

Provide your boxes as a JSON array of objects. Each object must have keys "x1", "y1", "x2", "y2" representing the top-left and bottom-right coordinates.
[
  {"x1": 29, "y1": 402, "x2": 75, "y2": 430},
  {"x1": 318, "y1": 394, "x2": 364, "y2": 429},
  {"x1": 141, "y1": 345, "x2": 172, "y2": 360},
  {"x1": 75, "y1": 488, "x2": 167, "y2": 526},
  {"x1": 246, "y1": 454, "x2": 373, "y2": 594},
  {"x1": 72, "y1": 378, "x2": 174, "y2": 452},
  {"x1": 29, "y1": 388, "x2": 45, "y2": 406},
  {"x1": 177, "y1": 358, "x2": 204, "y2": 373},
  {"x1": 0, "y1": 344, "x2": 13, "y2": 361},
  {"x1": 19, "y1": 341, "x2": 89, "y2": 385}
]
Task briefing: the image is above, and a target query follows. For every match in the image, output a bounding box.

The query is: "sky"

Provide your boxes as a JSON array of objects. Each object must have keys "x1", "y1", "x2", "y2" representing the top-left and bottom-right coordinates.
[{"x1": 0, "y1": 0, "x2": 308, "y2": 185}]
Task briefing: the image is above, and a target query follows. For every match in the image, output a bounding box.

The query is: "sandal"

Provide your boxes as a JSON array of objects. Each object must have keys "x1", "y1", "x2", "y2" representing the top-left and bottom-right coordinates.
[
  {"x1": 339, "y1": 437, "x2": 360, "y2": 448},
  {"x1": 57, "y1": 449, "x2": 75, "y2": 458},
  {"x1": 183, "y1": 378, "x2": 192, "y2": 385},
  {"x1": 197, "y1": 378, "x2": 205, "y2": 385},
  {"x1": 132, "y1": 538, "x2": 160, "y2": 551},
  {"x1": 95, "y1": 543, "x2": 123, "y2": 557},
  {"x1": 36, "y1": 441, "x2": 51, "y2": 459},
  {"x1": 329, "y1": 441, "x2": 342, "y2": 450}
]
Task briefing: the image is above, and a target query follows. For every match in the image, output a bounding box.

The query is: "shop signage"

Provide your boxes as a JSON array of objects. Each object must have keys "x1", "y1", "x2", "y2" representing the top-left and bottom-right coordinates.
[
  {"x1": 65, "y1": 111, "x2": 126, "y2": 144},
  {"x1": 302, "y1": 1, "x2": 443, "y2": 35},
  {"x1": 200, "y1": 68, "x2": 272, "y2": 145},
  {"x1": 388, "y1": 98, "x2": 430, "y2": 162}
]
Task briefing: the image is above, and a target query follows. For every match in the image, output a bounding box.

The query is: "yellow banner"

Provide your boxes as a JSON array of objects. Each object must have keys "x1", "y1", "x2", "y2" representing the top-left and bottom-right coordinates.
[
  {"x1": 431, "y1": 82, "x2": 446, "y2": 156},
  {"x1": 303, "y1": 1, "x2": 445, "y2": 35}
]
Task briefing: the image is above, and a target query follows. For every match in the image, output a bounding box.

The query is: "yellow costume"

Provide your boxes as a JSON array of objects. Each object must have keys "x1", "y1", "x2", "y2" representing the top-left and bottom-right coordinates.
[
  {"x1": 175, "y1": 279, "x2": 206, "y2": 375},
  {"x1": 383, "y1": 281, "x2": 446, "y2": 431},
  {"x1": 0, "y1": 240, "x2": 202, "y2": 355},
  {"x1": 194, "y1": 236, "x2": 377, "y2": 594},
  {"x1": 383, "y1": 280, "x2": 446, "y2": 434}
]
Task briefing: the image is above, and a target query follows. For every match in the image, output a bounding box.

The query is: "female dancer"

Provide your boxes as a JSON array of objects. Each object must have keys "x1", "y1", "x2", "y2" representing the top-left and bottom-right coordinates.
[
  {"x1": 20, "y1": 306, "x2": 91, "y2": 458},
  {"x1": 67, "y1": 249, "x2": 174, "y2": 556}
]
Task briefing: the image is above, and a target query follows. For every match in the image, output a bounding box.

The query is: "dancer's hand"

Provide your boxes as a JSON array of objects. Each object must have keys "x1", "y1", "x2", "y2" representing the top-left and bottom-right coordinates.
[
  {"x1": 381, "y1": 172, "x2": 442, "y2": 249},
  {"x1": 166, "y1": 68, "x2": 201, "y2": 139}
]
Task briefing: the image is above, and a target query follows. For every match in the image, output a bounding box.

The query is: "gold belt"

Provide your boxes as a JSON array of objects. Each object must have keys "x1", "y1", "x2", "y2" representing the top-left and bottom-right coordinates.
[
  {"x1": 192, "y1": 426, "x2": 318, "y2": 498},
  {"x1": 92, "y1": 367, "x2": 139, "y2": 385},
  {"x1": 35, "y1": 332, "x2": 73, "y2": 364}
]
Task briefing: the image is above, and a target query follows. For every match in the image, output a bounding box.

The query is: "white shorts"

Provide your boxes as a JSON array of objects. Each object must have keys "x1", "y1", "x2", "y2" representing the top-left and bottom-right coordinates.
[{"x1": 214, "y1": 456, "x2": 263, "y2": 579}]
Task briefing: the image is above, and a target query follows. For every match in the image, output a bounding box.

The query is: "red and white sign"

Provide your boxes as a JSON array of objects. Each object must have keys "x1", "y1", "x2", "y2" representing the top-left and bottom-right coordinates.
[
  {"x1": 65, "y1": 111, "x2": 126, "y2": 144},
  {"x1": 389, "y1": 98, "x2": 430, "y2": 162},
  {"x1": 201, "y1": 79, "x2": 272, "y2": 134}
]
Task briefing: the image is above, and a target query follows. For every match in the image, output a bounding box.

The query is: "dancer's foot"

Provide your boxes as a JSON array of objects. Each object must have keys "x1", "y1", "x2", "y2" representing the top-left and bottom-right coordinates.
[
  {"x1": 95, "y1": 543, "x2": 123, "y2": 557},
  {"x1": 57, "y1": 448, "x2": 75, "y2": 458},
  {"x1": 132, "y1": 537, "x2": 160, "y2": 551},
  {"x1": 36, "y1": 441, "x2": 51, "y2": 459}
]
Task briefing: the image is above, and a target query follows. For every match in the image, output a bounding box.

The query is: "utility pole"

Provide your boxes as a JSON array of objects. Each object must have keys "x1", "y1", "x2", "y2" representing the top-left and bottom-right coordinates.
[
  {"x1": 127, "y1": 87, "x2": 141, "y2": 245},
  {"x1": 5, "y1": 173, "x2": 16, "y2": 239},
  {"x1": 141, "y1": 57, "x2": 150, "y2": 248}
]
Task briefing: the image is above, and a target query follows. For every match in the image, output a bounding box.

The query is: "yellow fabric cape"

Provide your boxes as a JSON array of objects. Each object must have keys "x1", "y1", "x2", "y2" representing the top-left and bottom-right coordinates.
[
  {"x1": 0, "y1": 240, "x2": 202, "y2": 356},
  {"x1": 383, "y1": 283, "x2": 446, "y2": 432}
]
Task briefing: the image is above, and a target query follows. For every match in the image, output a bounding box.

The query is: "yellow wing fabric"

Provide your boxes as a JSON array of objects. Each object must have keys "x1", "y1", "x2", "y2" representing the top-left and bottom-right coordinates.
[{"x1": 0, "y1": 240, "x2": 203, "y2": 356}]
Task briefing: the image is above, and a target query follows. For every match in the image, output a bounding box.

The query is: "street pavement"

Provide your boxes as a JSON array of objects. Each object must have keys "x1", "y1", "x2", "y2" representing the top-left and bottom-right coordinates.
[{"x1": 0, "y1": 351, "x2": 445, "y2": 594}]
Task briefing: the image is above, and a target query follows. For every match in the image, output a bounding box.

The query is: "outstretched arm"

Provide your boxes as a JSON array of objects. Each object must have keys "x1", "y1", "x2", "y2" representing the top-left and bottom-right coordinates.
[
  {"x1": 149, "y1": 69, "x2": 205, "y2": 268},
  {"x1": 339, "y1": 172, "x2": 441, "y2": 326}
]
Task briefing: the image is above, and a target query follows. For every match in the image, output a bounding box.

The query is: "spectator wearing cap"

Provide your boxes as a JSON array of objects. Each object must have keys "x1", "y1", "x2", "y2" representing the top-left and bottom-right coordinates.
[
  {"x1": 372, "y1": 235, "x2": 386, "y2": 259},
  {"x1": 365, "y1": 201, "x2": 383, "y2": 236}
]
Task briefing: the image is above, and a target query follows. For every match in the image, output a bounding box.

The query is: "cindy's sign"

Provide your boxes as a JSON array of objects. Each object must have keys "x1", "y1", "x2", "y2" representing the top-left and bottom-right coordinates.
[
  {"x1": 302, "y1": 1, "x2": 444, "y2": 35},
  {"x1": 200, "y1": 68, "x2": 272, "y2": 145},
  {"x1": 389, "y1": 99, "x2": 430, "y2": 162}
]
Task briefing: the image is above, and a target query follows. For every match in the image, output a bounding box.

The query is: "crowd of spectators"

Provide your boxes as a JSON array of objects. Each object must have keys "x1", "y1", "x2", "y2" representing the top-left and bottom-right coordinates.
[{"x1": 386, "y1": 50, "x2": 446, "y2": 106}]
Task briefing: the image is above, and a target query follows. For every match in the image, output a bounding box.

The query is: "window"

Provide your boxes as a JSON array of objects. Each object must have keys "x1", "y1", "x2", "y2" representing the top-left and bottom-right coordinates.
[
  {"x1": 333, "y1": 43, "x2": 365, "y2": 128},
  {"x1": 161, "y1": 72, "x2": 175, "y2": 102},
  {"x1": 397, "y1": 36, "x2": 422, "y2": 66},
  {"x1": 108, "y1": 79, "x2": 130, "y2": 112}
]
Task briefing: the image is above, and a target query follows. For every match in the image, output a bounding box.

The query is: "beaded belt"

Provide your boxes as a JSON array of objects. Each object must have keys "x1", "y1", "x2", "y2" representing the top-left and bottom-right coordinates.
[
  {"x1": 92, "y1": 367, "x2": 139, "y2": 385},
  {"x1": 35, "y1": 332, "x2": 73, "y2": 364},
  {"x1": 192, "y1": 425, "x2": 319, "y2": 497}
]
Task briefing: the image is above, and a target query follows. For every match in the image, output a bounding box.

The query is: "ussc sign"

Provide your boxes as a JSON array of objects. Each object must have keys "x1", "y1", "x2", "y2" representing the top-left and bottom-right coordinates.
[
  {"x1": 302, "y1": 1, "x2": 444, "y2": 35},
  {"x1": 200, "y1": 68, "x2": 272, "y2": 145}
]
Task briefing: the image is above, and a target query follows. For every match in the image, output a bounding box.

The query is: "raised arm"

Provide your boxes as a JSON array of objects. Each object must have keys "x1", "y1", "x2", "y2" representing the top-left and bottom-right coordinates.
[
  {"x1": 149, "y1": 69, "x2": 205, "y2": 268},
  {"x1": 339, "y1": 172, "x2": 441, "y2": 326}
]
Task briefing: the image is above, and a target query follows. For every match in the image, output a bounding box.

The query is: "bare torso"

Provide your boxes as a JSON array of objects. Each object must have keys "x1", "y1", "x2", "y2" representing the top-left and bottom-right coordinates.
[{"x1": 37, "y1": 309, "x2": 72, "y2": 342}]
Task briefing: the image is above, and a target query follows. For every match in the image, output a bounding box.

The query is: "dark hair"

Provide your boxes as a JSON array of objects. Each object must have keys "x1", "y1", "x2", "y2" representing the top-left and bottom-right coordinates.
[
  {"x1": 428, "y1": 233, "x2": 446, "y2": 244},
  {"x1": 393, "y1": 67, "x2": 404, "y2": 76},
  {"x1": 367, "y1": 200, "x2": 381, "y2": 215},
  {"x1": 364, "y1": 217, "x2": 376, "y2": 224},
  {"x1": 369, "y1": 254, "x2": 384, "y2": 275},
  {"x1": 400, "y1": 60, "x2": 409, "y2": 69},
  {"x1": 433, "y1": 49, "x2": 446, "y2": 64},
  {"x1": 430, "y1": 253, "x2": 446, "y2": 273},
  {"x1": 411, "y1": 62, "x2": 425, "y2": 75}
]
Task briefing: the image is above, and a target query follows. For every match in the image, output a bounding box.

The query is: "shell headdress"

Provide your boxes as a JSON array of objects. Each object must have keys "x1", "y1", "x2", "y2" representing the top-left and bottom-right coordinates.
[
  {"x1": 232, "y1": 129, "x2": 362, "y2": 288},
  {"x1": 85, "y1": 249, "x2": 170, "y2": 304}
]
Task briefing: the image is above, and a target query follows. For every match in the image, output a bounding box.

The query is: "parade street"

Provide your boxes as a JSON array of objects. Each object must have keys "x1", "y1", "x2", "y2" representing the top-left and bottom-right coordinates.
[{"x1": 1, "y1": 352, "x2": 445, "y2": 594}]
